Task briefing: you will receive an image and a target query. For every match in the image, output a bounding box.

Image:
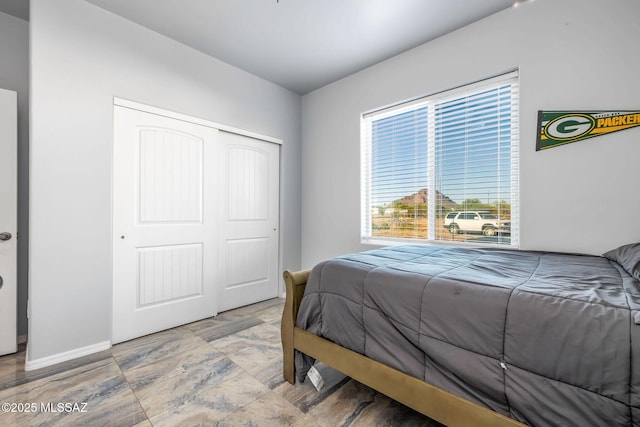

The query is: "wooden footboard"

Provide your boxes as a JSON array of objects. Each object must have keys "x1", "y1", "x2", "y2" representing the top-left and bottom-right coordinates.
[
  {"x1": 281, "y1": 269, "x2": 525, "y2": 427},
  {"x1": 281, "y1": 269, "x2": 310, "y2": 384}
]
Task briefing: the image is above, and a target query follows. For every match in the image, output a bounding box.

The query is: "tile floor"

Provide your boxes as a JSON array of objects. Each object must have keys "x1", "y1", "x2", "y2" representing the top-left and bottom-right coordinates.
[{"x1": 0, "y1": 298, "x2": 441, "y2": 426}]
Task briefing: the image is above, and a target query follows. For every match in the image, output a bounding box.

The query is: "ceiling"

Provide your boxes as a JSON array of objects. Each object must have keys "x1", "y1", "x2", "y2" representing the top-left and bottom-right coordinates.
[
  {"x1": 0, "y1": 0, "x2": 28, "y2": 21},
  {"x1": 0, "y1": 0, "x2": 519, "y2": 94}
]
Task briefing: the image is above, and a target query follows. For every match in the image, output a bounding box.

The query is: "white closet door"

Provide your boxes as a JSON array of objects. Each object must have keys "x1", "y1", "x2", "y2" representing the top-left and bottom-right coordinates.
[
  {"x1": 112, "y1": 106, "x2": 219, "y2": 344},
  {"x1": 0, "y1": 88, "x2": 17, "y2": 356},
  {"x1": 218, "y1": 131, "x2": 280, "y2": 312}
]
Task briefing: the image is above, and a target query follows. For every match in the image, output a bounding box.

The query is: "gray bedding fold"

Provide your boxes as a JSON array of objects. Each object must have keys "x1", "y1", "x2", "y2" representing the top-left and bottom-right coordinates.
[{"x1": 295, "y1": 245, "x2": 640, "y2": 426}]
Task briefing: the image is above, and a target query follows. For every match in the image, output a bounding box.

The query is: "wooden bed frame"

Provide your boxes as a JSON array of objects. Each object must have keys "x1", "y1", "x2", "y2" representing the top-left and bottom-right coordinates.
[{"x1": 281, "y1": 269, "x2": 525, "y2": 427}]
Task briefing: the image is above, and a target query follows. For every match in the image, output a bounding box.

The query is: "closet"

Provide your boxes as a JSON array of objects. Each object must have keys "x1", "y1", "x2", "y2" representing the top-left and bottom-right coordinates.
[{"x1": 112, "y1": 100, "x2": 280, "y2": 343}]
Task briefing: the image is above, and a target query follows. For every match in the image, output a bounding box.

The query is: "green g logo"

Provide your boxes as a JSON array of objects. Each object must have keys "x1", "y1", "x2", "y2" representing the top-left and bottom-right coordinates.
[{"x1": 544, "y1": 114, "x2": 596, "y2": 141}]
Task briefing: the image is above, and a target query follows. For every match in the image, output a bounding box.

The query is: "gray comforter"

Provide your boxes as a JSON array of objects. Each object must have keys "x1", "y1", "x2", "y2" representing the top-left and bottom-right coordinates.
[{"x1": 295, "y1": 245, "x2": 640, "y2": 426}]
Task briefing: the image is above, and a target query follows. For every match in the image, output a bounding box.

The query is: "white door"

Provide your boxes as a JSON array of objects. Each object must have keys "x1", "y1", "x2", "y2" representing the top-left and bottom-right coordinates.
[
  {"x1": 113, "y1": 106, "x2": 220, "y2": 344},
  {"x1": 218, "y1": 131, "x2": 280, "y2": 312},
  {"x1": 0, "y1": 88, "x2": 17, "y2": 356}
]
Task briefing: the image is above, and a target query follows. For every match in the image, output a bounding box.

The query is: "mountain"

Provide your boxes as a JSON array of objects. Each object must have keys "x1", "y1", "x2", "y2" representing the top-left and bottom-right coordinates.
[{"x1": 392, "y1": 189, "x2": 457, "y2": 211}]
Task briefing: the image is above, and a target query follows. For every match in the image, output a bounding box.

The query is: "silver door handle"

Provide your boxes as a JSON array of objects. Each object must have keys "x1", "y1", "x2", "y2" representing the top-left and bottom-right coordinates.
[
  {"x1": 0, "y1": 276, "x2": 3, "y2": 290},
  {"x1": 0, "y1": 232, "x2": 11, "y2": 241}
]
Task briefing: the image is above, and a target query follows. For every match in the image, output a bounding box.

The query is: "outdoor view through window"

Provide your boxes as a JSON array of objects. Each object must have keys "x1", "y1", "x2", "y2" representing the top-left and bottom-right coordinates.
[{"x1": 362, "y1": 71, "x2": 519, "y2": 246}]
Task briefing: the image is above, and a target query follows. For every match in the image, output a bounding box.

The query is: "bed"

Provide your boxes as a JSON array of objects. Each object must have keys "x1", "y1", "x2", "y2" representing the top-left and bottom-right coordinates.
[{"x1": 280, "y1": 243, "x2": 640, "y2": 426}]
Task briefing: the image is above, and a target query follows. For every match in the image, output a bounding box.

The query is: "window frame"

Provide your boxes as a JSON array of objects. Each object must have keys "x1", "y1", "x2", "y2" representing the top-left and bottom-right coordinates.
[{"x1": 360, "y1": 70, "x2": 519, "y2": 247}]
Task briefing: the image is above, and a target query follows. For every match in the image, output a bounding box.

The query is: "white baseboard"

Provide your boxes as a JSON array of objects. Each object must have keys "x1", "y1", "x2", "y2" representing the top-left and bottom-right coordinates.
[{"x1": 25, "y1": 341, "x2": 111, "y2": 371}]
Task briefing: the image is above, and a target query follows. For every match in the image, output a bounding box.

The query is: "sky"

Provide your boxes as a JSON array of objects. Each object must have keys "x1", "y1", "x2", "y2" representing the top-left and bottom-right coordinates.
[{"x1": 370, "y1": 85, "x2": 513, "y2": 208}]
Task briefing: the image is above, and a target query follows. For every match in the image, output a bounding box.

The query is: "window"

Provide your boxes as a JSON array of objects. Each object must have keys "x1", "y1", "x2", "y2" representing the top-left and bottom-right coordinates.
[{"x1": 361, "y1": 71, "x2": 519, "y2": 246}]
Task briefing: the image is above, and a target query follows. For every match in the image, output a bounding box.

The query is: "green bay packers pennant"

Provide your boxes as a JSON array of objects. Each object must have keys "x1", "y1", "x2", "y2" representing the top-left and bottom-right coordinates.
[{"x1": 536, "y1": 110, "x2": 640, "y2": 150}]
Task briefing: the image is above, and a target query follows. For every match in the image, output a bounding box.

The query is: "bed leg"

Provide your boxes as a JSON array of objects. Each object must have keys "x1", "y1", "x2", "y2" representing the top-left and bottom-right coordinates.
[
  {"x1": 282, "y1": 270, "x2": 297, "y2": 384},
  {"x1": 281, "y1": 269, "x2": 311, "y2": 385}
]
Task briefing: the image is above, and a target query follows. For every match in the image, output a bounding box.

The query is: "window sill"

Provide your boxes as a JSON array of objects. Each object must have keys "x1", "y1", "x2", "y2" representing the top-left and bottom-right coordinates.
[{"x1": 361, "y1": 236, "x2": 518, "y2": 250}]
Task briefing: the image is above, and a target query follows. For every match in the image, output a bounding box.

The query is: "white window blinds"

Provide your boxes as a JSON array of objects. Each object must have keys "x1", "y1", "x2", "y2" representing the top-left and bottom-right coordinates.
[{"x1": 361, "y1": 71, "x2": 519, "y2": 246}]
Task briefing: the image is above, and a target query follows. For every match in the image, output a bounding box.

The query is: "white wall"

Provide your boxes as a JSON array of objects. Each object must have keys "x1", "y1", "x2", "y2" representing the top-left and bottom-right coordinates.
[
  {"x1": 300, "y1": 0, "x2": 640, "y2": 267},
  {"x1": 0, "y1": 11, "x2": 29, "y2": 339},
  {"x1": 29, "y1": 0, "x2": 301, "y2": 364}
]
